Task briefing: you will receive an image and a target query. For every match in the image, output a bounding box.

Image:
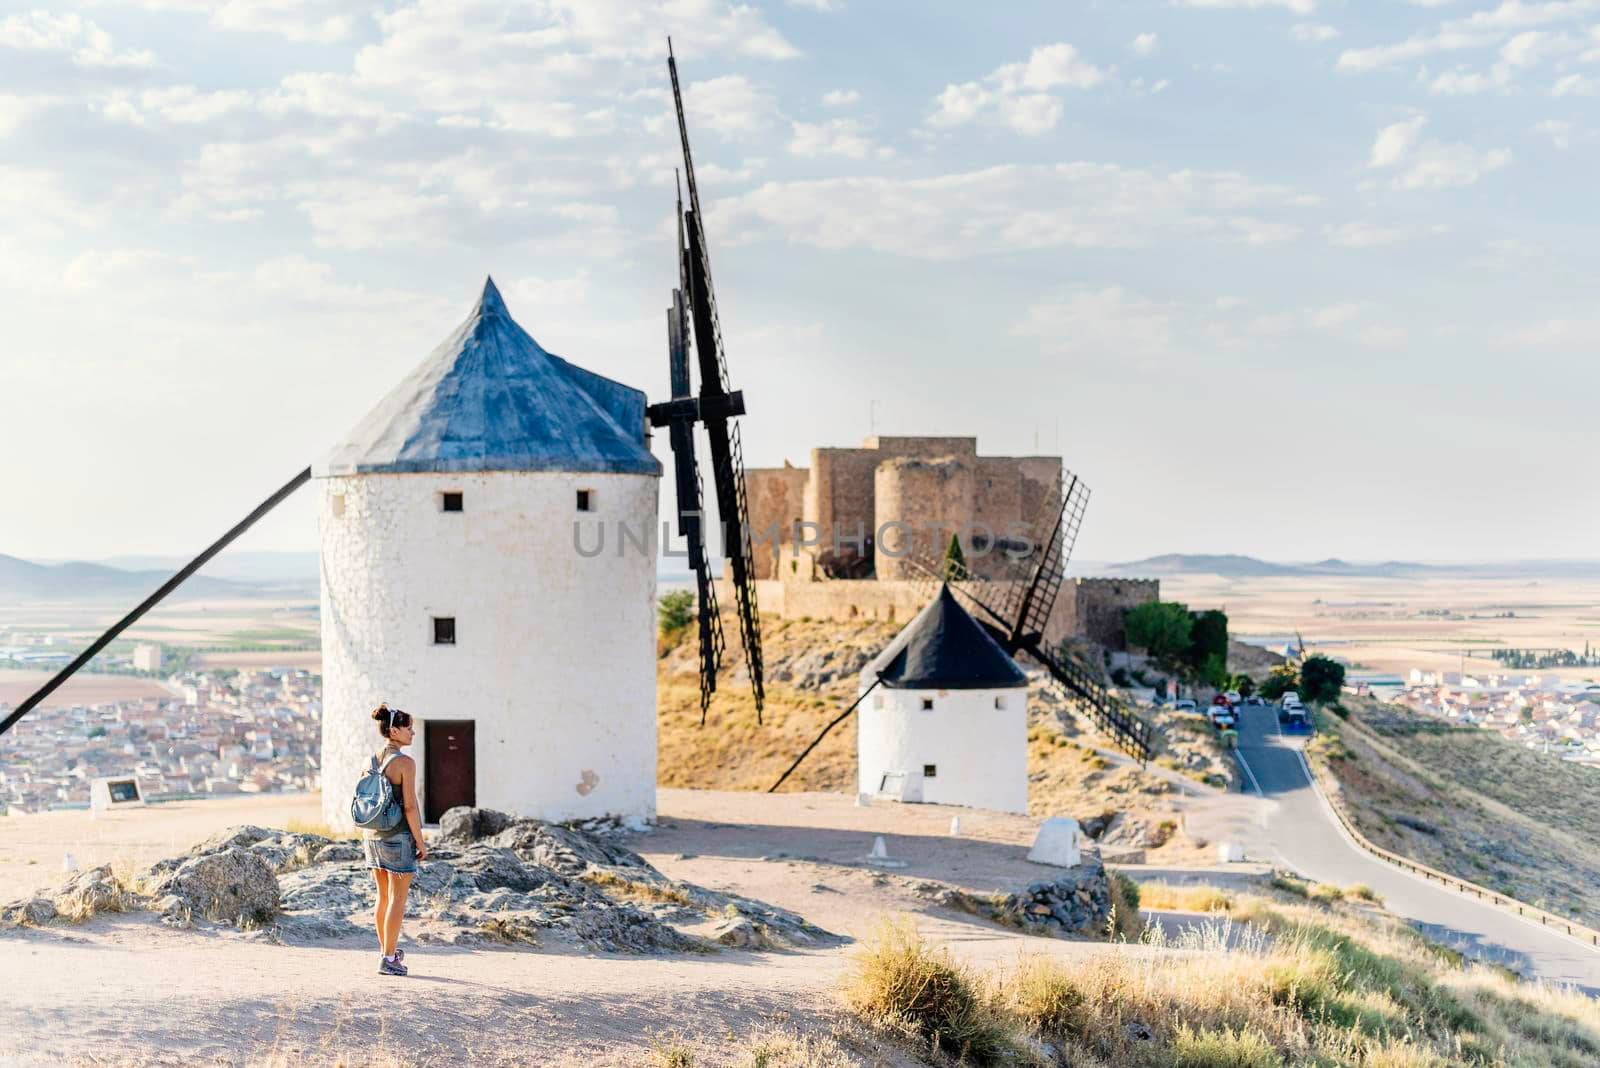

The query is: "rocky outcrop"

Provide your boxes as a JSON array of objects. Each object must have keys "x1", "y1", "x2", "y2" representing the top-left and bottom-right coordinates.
[
  {"x1": 3, "y1": 810, "x2": 832, "y2": 956},
  {"x1": 144, "y1": 848, "x2": 281, "y2": 926},
  {"x1": 1, "y1": 865, "x2": 133, "y2": 926},
  {"x1": 921, "y1": 847, "x2": 1115, "y2": 938}
]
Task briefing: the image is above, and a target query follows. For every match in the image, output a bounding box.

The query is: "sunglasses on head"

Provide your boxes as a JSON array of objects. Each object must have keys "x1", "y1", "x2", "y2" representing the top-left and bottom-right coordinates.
[{"x1": 386, "y1": 708, "x2": 412, "y2": 730}]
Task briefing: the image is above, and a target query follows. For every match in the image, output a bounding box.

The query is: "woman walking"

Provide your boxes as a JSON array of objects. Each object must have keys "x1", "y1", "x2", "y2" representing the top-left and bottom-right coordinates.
[{"x1": 364, "y1": 704, "x2": 428, "y2": 976}]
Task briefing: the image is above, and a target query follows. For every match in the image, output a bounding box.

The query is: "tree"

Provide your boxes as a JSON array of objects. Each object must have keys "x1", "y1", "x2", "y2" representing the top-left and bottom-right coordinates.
[
  {"x1": 1186, "y1": 610, "x2": 1229, "y2": 675},
  {"x1": 1235, "y1": 674, "x2": 1256, "y2": 698},
  {"x1": 1200, "y1": 652, "x2": 1231, "y2": 690},
  {"x1": 1299, "y1": 655, "x2": 1346, "y2": 705},
  {"x1": 942, "y1": 533, "x2": 967, "y2": 580},
  {"x1": 657, "y1": 590, "x2": 695, "y2": 639},
  {"x1": 1259, "y1": 663, "x2": 1300, "y2": 701},
  {"x1": 1124, "y1": 602, "x2": 1193, "y2": 671}
]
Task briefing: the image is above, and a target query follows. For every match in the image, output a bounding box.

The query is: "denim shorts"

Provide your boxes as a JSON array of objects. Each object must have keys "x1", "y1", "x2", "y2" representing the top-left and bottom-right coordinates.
[{"x1": 364, "y1": 830, "x2": 417, "y2": 875}]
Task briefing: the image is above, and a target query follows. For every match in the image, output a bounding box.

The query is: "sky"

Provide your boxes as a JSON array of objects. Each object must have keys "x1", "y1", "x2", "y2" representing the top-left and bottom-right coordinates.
[{"x1": 1, "y1": 0, "x2": 1597, "y2": 567}]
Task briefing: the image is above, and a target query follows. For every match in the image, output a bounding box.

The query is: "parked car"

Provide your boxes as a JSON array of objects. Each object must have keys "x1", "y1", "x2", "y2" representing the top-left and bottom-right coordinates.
[
  {"x1": 1279, "y1": 705, "x2": 1310, "y2": 730},
  {"x1": 1223, "y1": 690, "x2": 1241, "y2": 707},
  {"x1": 1174, "y1": 698, "x2": 1198, "y2": 713},
  {"x1": 1244, "y1": 695, "x2": 1265, "y2": 706},
  {"x1": 1208, "y1": 698, "x2": 1237, "y2": 729}
]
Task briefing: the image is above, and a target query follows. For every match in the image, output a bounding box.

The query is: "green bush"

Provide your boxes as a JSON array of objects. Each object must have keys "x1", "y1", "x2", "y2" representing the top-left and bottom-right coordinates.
[
  {"x1": 1300, "y1": 655, "x2": 1346, "y2": 706},
  {"x1": 657, "y1": 590, "x2": 695, "y2": 639}
]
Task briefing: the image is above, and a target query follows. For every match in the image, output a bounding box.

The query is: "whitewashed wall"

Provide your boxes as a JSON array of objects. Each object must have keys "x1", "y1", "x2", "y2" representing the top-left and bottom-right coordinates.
[
  {"x1": 318, "y1": 469, "x2": 659, "y2": 828},
  {"x1": 856, "y1": 683, "x2": 1029, "y2": 814}
]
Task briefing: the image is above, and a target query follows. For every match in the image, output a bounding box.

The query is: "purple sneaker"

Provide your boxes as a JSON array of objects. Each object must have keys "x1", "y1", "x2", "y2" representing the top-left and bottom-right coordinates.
[{"x1": 379, "y1": 956, "x2": 408, "y2": 977}]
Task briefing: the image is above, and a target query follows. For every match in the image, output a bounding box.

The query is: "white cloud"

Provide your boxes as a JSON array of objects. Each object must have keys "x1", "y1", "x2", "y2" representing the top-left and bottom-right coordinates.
[
  {"x1": 62, "y1": 249, "x2": 192, "y2": 290},
  {"x1": 821, "y1": 88, "x2": 859, "y2": 107},
  {"x1": 1369, "y1": 119, "x2": 1513, "y2": 189},
  {"x1": 103, "y1": 1, "x2": 366, "y2": 44},
  {"x1": 788, "y1": 118, "x2": 877, "y2": 159},
  {"x1": 1015, "y1": 287, "x2": 1174, "y2": 354},
  {"x1": 1130, "y1": 33, "x2": 1159, "y2": 56},
  {"x1": 928, "y1": 42, "x2": 1105, "y2": 135},
  {"x1": 0, "y1": 93, "x2": 54, "y2": 136},
  {"x1": 0, "y1": 11, "x2": 155, "y2": 68},
  {"x1": 1291, "y1": 23, "x2": 1341, "y2": 42},
  {"x1": 100, "y1": 86, "x2": 254, "y2": 126},
  {"x1": 1370, "y1": 116, "x2": 1427, "y2": 167},
  {"x1": 1308, "y1": 303, "x2": 1362, "y2": 329},
  {"x1": 1504, "y1": 317, "x2": 1600, "y2": 347},
  {"x1": 683, "y1": 75, "x2": 778, "y2": 138},
  {"x1": 1175, "y1": 0, "x2": 1317, "y2": 13},
  {"x1": 713, "y1": 163, "x2": 1310, "y2": 259},
  {"x1": 1552, "y1": 73, "x2": 1597, "y2": 95},
  {"x1": 1358, "y1": 323, "x2": 1408, "y2": 347},
  {"x1": 787, "y1": 0, "x2": 842, "y2": 9},
  {"x1": 0, "y1": 166, "x2": 105, "y2": 233},
  {"x1": 1338, "y1": 0, "x2": 1600, "y2": 74},
  {"x1": 1325, "y1": 221, "x2": 1415, "y2": 247},
  {"x1": 1532, "y1": 118, "x2": 1576, "y2": 146}
]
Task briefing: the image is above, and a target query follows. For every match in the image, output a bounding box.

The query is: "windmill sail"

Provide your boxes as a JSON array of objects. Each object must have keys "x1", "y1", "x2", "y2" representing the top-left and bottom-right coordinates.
[
  {"x1": 902, "y1": 472, "x2": 1153, "y2": 762},
  {"x1": 0, "y1": 468, "x2": 311, "y2": 738},
  {"x1": 646, "y1": 42, "x2": 765, "y2": 720}
]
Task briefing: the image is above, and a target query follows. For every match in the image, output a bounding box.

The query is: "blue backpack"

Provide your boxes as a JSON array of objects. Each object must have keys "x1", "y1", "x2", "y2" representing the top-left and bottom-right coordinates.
[{"x1": 351, "y1": 752, "x2": 404, "y2": 832}]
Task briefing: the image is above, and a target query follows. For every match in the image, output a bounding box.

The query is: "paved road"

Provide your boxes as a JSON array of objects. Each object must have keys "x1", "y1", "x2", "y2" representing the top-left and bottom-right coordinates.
[{"x1": 1230, "y1": 703, "x2": 1600, "y2": 992}]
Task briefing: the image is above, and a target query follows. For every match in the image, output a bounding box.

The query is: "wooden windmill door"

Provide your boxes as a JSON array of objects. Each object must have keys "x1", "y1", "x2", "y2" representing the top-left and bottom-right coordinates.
[{"x1": 424, "y1": 720, "x2": 475, "y2": 824}]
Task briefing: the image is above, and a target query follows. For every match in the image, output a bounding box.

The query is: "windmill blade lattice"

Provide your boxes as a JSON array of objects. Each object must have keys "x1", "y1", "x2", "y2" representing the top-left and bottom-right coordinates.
[
  {"x1": 902, "y1": 472, "x2": 1153, "y2": 762},
  {"x1": 645, "y1": 42, "x2": 765, "y2": 721}
]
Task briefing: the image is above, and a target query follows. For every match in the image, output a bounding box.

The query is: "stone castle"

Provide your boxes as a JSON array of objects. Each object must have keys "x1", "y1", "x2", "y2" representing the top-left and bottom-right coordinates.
[{"x1": 738, "y1": 436, "x2": 1157, "y2": 650}]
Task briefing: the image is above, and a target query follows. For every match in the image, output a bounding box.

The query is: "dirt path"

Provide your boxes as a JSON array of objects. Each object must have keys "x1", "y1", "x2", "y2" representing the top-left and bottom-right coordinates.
[{"x1": 0, "y1": 789, "x2": 1244, "y2": 1065}]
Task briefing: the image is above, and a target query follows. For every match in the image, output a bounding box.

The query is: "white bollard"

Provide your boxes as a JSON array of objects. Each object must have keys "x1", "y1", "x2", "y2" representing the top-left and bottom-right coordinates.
[
  {"x1": 855, "y1": 792, "x2": 872, "y2": 807},
  {"x1": 864, "y1": 834, "x2": 908, "y2": 868},
  {"x1": 949, "y1": 816, "x2": 961, "y2": 836},
  {"x1": 63, "y1": 852, "x2": 77, "y2": 872},
  {"x1": 1217, "y1": 841, "x2": 1245, "y2": 863}
]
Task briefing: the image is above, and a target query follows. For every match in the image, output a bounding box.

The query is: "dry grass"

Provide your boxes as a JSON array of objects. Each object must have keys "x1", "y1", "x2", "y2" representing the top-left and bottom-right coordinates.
[
  {"x1": 1312, "y1": 697, "x2": 1600, "y2": 923},
  {"x1": 477, "y1": 915, "x2": 541, "y2": 945},
  {"x1": 284, "y1": 818, "x2": 357, "y2": 841},
  {"x1": 582, "y1": 869, "x2": 698, "y2": 909},
  {"x1": 847, "y1": 895, "x2": 1600, "y2": 1067},
  {"x1": 1136, "y1": 882, "x2": 1237, "y2": 914},
  {"x1": 843, "y1": 918, "x2": 1026, "y2": 1064},
  {"x1": 648, "y1": 1032, "x2": 696, "y2": 1068},
  {"x1": 741, "y1": 1022, "x2": 873, "y2": 1068}
]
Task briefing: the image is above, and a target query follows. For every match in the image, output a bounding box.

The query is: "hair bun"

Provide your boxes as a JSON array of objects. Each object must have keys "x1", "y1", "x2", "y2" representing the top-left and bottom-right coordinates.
[{"x1": 370, "y1": 703, "x2": 389, "y2": 723}]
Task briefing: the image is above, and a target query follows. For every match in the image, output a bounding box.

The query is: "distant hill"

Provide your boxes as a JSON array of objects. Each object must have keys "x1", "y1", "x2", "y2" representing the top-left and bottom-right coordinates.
[
  {"x1": 1105, "y1": 554, "x2": 1600, "y2": 579},
  {"x1": 1107, "y1": 554, "x2": 1295, "y2": 577},
  {"x1": 82, "y1": 552, "x2": 320, "y2": 587},
  {"x1": 0, "y1": 554, "x2": 258, "y2": 601}
]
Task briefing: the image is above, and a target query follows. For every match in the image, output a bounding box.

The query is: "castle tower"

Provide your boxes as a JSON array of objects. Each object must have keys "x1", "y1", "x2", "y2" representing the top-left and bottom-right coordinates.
[
  {"x1": 315, "y1": 278, "x2": 662, "y2": 829},
  {"x1": 857, "y1": 585, "x2": 1029, "y2": 814}
]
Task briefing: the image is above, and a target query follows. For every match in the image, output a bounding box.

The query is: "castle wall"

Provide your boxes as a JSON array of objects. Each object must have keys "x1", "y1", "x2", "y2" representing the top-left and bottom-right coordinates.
[
  {"x1": 745, "y1": 463, "x2": 808, "y2": 580},
  {"x1": 746, "y1": 578, "x2": 929, "y2": 627},
  {"x1": 743, "y1": 438, "x2": 1136, "y2": 649},
  {"x1": 318, "y1": 470, "x2": 658, "y2": 829},
  {"x1": 1060, "y1": 578, "x2": 1160, "y2": 651}
]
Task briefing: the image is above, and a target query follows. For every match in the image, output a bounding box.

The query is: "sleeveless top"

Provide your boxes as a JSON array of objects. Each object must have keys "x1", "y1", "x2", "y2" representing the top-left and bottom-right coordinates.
[{"x1": 364, "y1": 748, "x2": 410, "y2": 840}]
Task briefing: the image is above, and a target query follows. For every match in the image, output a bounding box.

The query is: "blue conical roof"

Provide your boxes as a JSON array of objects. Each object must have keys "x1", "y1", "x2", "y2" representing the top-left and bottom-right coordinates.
[{"x1": 317, "y1": 278, "x2": 661, "y2": 477}]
